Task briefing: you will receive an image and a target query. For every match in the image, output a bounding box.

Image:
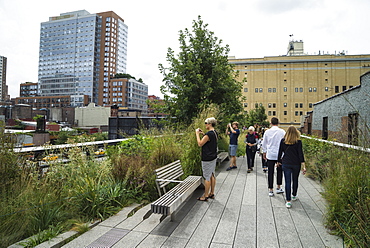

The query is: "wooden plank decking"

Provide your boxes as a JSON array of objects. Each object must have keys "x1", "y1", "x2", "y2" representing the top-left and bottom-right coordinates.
[{"x1": 60, "y1": 156, "x2": 343, "y2": 248}]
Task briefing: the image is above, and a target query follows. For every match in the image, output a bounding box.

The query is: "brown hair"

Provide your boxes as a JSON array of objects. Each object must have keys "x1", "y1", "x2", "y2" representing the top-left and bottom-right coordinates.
[
  {"x1": 284, "y1": 126, "x2": 300, "y2": 145},
  {"x1": 271, "y1": 117, "x2": 279, "y2": 125}
]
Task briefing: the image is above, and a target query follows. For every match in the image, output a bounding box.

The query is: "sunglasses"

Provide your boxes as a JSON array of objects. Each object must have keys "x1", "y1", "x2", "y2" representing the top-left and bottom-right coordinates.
[{"x1": 205, "y1": 122, "x2": 208, "y2": 124}]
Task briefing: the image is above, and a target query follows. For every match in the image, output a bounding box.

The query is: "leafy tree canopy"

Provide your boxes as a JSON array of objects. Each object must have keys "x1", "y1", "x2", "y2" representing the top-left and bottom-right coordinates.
[
  {"x1": 245, "y1": 104, "x2": 269, "y2": 128},
  {"x1": 158, "y1": 16, "x2": 244, "y2": 125}
]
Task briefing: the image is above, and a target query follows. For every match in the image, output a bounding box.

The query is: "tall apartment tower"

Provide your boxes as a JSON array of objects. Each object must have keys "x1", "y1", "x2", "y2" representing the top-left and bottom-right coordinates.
[
  {"x1": 0, "y1": 56, "x2": 8, "y2": 101},
  {"x1": 38, "y1": 10, "x2": 127, "y2": 107}
]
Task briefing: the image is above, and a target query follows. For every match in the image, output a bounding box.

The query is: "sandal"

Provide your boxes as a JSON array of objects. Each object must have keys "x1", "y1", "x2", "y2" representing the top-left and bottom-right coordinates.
[
  {"x1": 197, "y1": 195, "x2": 208, "y2": 201},
  {"x1": 208, "y1": 194, "x2": 215, "y2": 199}
]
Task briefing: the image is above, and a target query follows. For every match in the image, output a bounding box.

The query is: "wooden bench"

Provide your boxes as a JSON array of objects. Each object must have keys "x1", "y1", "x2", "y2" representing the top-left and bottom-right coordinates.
[
  {"x1": 217, "y1": 151, "x2": 229, "y2": 165},
  {"x1": 147, "y1": 160, "x2": 202, "y2": 221}
]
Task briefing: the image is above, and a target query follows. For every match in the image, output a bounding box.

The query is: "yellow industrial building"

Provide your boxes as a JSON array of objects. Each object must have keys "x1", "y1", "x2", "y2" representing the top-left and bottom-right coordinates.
[{"x1": 229, "y1": 41, "x2": 370, "y2": 127}]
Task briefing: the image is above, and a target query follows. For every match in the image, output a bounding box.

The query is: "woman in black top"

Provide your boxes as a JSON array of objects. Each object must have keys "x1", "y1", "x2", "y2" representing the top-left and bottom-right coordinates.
[
  {"x1": 245, "y1": 126, "x2": 258, "y2": 173},
  {"x1": 196, "y1": 117, "x2": 218, "y2": 201},
  {"x1": 277, "y1": 126, "x2": 306, "y2": 208}
]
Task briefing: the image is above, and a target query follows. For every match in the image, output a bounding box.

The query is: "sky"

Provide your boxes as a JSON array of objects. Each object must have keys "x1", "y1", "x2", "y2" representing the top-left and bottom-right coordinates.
[{"x1": 1, "y1": 0, "x2": 369, "y2": 99}]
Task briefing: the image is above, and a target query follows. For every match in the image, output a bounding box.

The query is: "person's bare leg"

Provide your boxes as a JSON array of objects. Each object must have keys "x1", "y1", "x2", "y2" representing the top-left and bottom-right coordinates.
[
  {"x1": 199, "y1": 180, "x2": 210, "y2": 200},
  {"x1": 210, "y1": 174, "x2": 216, "y2": 196}
]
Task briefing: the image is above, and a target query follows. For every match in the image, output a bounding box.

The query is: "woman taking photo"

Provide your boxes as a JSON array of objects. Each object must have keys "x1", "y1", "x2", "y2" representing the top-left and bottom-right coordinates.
[
  {"x1": 277, "y1": 126, "x2": 306, "y2": 208},
  {"x1": 245, "y1": 126, "x2": 258, "y2": 173},
  {"x1": 195, "y1": 117, "x2": 218, "y2": 201}
]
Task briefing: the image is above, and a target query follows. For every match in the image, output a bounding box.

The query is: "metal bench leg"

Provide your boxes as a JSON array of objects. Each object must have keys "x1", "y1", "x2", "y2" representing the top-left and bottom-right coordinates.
[
  {"x1": 143, "y1": 210, "x2": 153, "y2": 220},
  {"x1": 160, "y1": 214, "x2": 168, "y2": 222}
]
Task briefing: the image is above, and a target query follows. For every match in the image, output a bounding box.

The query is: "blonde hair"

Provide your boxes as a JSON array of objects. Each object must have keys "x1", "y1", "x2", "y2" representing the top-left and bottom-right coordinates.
[
  {"x1": 232, "y1": 121, "x2": 239, "y2": 127},
  {"x1": 284, "y1": 126, "x2": 301, "y2": 145},
  {"x1": 205, "y1": 117, "x2": 217, "y2": 127}
]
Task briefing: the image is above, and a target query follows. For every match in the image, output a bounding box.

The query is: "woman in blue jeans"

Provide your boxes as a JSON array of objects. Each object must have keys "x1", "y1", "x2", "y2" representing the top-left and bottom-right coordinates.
[{"x1": 277, "y1": 126, "x2": 306, "y2": 208}]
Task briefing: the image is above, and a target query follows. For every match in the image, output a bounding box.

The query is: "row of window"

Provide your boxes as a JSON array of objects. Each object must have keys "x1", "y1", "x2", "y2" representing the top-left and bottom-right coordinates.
[
  {"x1": 245, "y1": 86, "x2": 352, "y2": 93},
  {"x1": 268, "y1": 111, "x2": 305, "y2": 116},
  {"x1": 244, "y1": 103, "x2": 314, "y2": 108}
]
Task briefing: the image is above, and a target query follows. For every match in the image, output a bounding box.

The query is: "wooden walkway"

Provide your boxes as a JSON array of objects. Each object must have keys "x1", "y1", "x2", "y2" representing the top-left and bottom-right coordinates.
[{"x1": 60, "y1": 156, "x2": 343, "y2": 248}]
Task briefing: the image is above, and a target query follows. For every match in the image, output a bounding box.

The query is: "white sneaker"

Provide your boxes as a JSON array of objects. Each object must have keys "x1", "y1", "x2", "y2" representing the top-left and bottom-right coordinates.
[
  {"x1": 276, "y1": 188, "x2": 284, "y2": 194},
  {"x1": 286, "y1": 202, "x2": 292, "y2": 208},
  {"x1": 292, "y1": 195, "x2": 298, "y2": 201},
  {"x1": 269, "y1": 191, "x2": 274, "y2": 197}
]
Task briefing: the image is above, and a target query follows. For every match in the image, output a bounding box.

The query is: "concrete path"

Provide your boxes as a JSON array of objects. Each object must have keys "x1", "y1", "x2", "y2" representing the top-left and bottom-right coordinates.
[{"x1": 59, "y1": 156, "x2": 343, "y2": 248}]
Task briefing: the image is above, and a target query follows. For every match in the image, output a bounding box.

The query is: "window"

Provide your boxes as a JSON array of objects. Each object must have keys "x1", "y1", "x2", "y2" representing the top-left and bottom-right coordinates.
[
  {"x1": 244, "y1": 88, "x2": 248, "y2": 92},
  {"x1": 342, "y1": 86, "x2": 347, "y2": 91},
  {"x1": 295, "y1": 111, "x2": 298, "y2": 116},
  {"x1": 244, "y1": 73, "x2": 247, "y2": 77},
  {"x1": 300, "y1": 88, "x2": 303, "y2": 92},
  {"x1": 295, "y1": 88, "x2": 298, "y2": 92},
  {"x1": 272, "y1": 111, "x2": 276, "y2": 116},
  {"x1": 244, "y1": 103, "x2": 248, "y2": 107},
  {"x1": 273, "y1": 88, "x2": 276, "y2": 92},
  {"x1": 300, "y1": 103, "x2": 303, "y2": 108},
  {"x1": 300, "y1": 111, "x2": 303, "y2": 116},
  {"x1": 268, "y1": 88, "x2": 272, "y2": 93},
  {"x1": 325, "y1": 70, "x2": 328, "y2": 73},
  {"x1": 295, "y1": 103, "x2": 298, "y2": 108},
  {"x1": 283, "y1": 87, "x2": 287, "y2": 92},
  {"x1": 268, "y1": 111, "x2": 272, "y2": 116},
  {"x1": 313, "y1": 87, "x2": 317, "y2": 92},
  {"x1": 349, "y1": 85, "x2": 353, "y2": 88},
  {"x1": 309, "y1": 103, "x2": 313, "y2": 108},
  {"x1": 325, "y1": 87, "x2": 329, "y2": 91},
  {"x1": 335, "y1": 86, "x2": 339, "y2": 93},
  {"x1": 259, "y1": 88, "x2": 263, "y2": 93},
  {"x1": 309, "y1": 87, "x2": 312, "y2": 92},
  {"x1": 284, "y1": 103, "x2": 287, "y2": 107},
  {"x1": 255, "y1": 88, "x2": 258, "y2": 93},
  {"x1": 273, "y1": 103, "x2": 276, "y2": 108},
  {"x1": 284, "y1": 111, "x2": 287, "y2": 115},
  {"x1": 268, "y1": 103, "x2": 272, "y2": 108}
]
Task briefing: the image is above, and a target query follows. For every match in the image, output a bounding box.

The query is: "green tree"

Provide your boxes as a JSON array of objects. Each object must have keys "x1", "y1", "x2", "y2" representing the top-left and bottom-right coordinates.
[
  {"x1": 246, "y1": 104, "x2": 269, "y2": 128},
  {"x1": 158, "y1": 16, "x2": 244, "y2": 125},
  {"x1": 114, "y1": 73, "x2": 136, "y2": 80}
]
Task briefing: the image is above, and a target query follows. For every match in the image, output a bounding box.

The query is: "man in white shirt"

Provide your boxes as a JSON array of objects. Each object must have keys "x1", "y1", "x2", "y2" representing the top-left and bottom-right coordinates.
[{"x1": 262, "y1": 117, "x2": 286, "y2": 197}]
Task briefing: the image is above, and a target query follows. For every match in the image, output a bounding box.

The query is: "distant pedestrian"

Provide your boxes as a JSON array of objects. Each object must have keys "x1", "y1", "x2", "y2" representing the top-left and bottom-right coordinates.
[
  {"x1": 195, "y1": 117, "x2": 218, "y2": 201},
  {"x1": 245, "y1": 126, "x2": 258, "y2": 173},
  {"x1": 261, "y1": 117, "x2": 285, "y2": 197},
  {"x1": 258, "y1": 136, "x2": 268, "y2": 172},
  {"x1": 277, "y1": 126, "x2": 306, "y2": 208},
  {"x1": 226, "y1": 122, "x2": 240, "y2": 171}
]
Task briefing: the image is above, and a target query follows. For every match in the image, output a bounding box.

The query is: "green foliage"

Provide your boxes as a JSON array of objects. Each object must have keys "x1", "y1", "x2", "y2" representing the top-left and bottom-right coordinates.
[
  {"x1": 110, "y1": 135, "x2": 153, "y2": 158},
  {"x1": 19, "y1": 225, "x2": 63, "y2": 248},
  {"x1": 114, "y1": 73, "x2": 136, "y2": 79},
  {"x1": 13, "y1": 119, "x2": 26, "y2": 130},
  {"x1": 159, "y1": 16, "x2": 244, "y2": 125},
  {"x1": 245, "y1": 104, "x2": 269, "y2": 128},
  {"x1": 302, "y1": 137, "x2": 370, "y2": 246}
]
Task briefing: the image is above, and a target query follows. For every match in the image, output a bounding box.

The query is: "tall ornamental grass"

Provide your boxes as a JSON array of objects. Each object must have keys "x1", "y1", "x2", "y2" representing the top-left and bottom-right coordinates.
[{"x1": 302, "y1": 137, "x2": 369, "y2": 247}]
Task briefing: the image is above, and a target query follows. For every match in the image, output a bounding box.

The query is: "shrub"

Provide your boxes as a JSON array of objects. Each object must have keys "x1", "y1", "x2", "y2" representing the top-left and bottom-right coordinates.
[{"x1": 302, "y1": 137, "x2": 370, "y2": 247}]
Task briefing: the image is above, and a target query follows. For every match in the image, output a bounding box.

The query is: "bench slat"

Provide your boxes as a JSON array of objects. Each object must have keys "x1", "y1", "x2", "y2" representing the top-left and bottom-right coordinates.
[{"x1": 151, "y1": 176, "x2": 202, "y2": 215}]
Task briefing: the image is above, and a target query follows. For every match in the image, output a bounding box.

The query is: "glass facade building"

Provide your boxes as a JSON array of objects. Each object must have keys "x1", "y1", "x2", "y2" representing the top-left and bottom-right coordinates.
[{"x1": 38, "y1": 10, "x2": 128, "y2": 107}]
